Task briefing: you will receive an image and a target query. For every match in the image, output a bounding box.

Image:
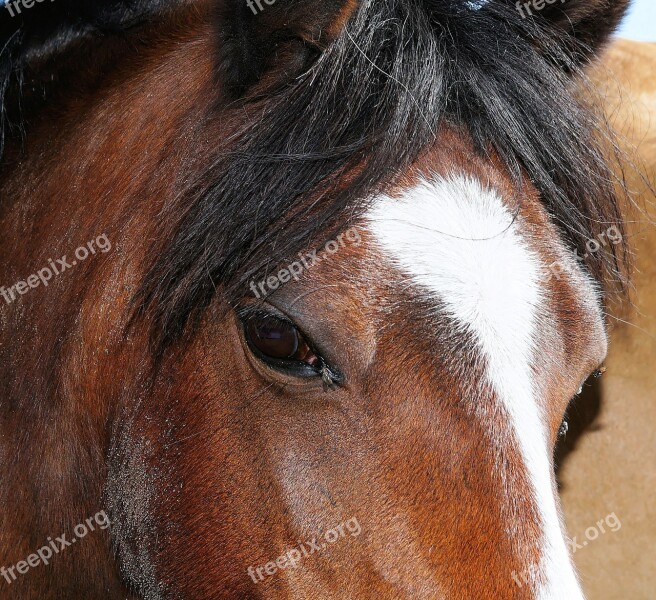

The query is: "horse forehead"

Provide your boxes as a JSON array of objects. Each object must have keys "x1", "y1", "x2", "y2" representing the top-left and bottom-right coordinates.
[
  {"x1": 364, "y1": 172, "x2": 547, "y2": 439},
  {"x1": 363, "y1": 173, "x2": 550, "y2": 454}
]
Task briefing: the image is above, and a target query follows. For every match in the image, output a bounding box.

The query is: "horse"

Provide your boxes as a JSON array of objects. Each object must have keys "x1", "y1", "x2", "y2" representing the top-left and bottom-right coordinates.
[{"x1": 0, "y1": 0, "x2": 641, "y2": 598}]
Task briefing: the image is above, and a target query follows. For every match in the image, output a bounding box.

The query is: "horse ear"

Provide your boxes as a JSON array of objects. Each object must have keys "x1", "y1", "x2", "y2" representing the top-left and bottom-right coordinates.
[
  {"x1": 526, "y1": 0, "x2": 631, "y2": 62},
  {"x1": 216, "y1": 0, "x2": 358, "y2": 98}
]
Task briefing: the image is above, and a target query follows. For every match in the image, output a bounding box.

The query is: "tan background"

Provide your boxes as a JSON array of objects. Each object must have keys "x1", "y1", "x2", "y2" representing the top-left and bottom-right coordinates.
[{"x1": 558, "y1": 39, "x2": 656, "y2": 600}]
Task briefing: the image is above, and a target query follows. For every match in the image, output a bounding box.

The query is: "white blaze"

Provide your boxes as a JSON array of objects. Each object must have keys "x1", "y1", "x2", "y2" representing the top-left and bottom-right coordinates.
[{"x1": 367, "y1": 174, "x2": 584, "y2": 599}]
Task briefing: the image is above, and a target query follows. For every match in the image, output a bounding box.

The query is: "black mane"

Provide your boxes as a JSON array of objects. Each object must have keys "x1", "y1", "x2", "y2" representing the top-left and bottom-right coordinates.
[{"x1": 0, "y1": 0, "x2": 629, "y2": 352}]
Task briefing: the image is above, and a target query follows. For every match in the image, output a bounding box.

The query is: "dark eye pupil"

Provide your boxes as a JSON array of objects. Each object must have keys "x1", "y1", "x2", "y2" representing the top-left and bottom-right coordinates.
[{"x1": 246, "y1": 315, "x2": 299, "y2": 359}]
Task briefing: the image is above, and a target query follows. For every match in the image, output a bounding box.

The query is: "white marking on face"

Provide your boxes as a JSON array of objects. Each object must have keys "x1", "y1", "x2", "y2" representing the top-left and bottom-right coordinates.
[{"x1": 367, "y1": 174, "x2": 586, "y2": 599}]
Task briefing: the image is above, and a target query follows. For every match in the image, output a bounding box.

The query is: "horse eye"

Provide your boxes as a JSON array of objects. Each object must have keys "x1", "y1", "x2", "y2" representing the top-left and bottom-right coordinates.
[
  {"x1": 240, "y1": 309, "x2": 343, "y2": 387},
  {"x1": 242, "y1": 311, "x2": 322, "y2": 372}
]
